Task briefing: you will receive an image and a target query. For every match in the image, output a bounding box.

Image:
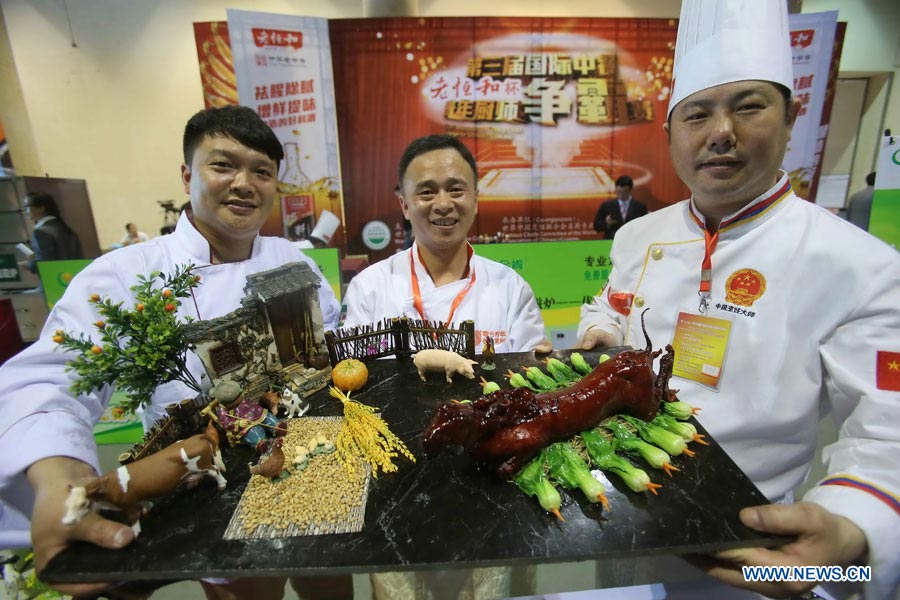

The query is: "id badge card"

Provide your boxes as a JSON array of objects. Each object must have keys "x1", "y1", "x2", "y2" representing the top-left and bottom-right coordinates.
[{"x1": 671, "y1": 311, "x2": 732, "y2": 390}]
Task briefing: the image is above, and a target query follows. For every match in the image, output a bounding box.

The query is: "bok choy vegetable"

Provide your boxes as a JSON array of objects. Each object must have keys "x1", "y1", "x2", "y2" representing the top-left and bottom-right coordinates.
[
  {"x1": 621, "y1": 415, "x2": 695, "y2": 458},
  {"x1": 581, "y1": 429, "x2": 662, "y2": 495},
  {"x1": 513, "y1": 451, "x2": 564, "y2": 521},
  {"x1": 602, "y1": 419, "x2": 680, "y2": 477},
  {"x1": 544, "y1": 442, "x2": 610, "y2": 511}
]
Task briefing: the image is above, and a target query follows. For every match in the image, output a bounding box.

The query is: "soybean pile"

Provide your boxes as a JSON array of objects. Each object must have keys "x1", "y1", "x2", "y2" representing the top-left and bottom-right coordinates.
[{"x1": 238, "y1": 418, "x2": 367, "y2": 534}]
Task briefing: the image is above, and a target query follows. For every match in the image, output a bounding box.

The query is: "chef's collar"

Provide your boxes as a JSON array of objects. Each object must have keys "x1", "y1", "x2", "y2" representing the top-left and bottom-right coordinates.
[
  {"x1": 688, "y1": 171, "x2": 792, "y2": 234},
  {"x1": 174, "y1": 211, "x2": 262, "y2": 265},
  {"x1": 410, "y1": 240, "x2": 474, "y2": 284}
]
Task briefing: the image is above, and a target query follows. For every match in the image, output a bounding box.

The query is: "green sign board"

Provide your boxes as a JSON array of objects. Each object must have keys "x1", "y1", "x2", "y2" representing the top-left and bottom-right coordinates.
[
  {"x1": 36, "y1": 259, "x2": 93, "y2": 309},
  {"x1": 301, "y1": 247, "x2": 342, "y2": 302},
  {"x1": 473, "y1": 240, "x2": 612, "y2": 346},
  {"x1": 869, "y1": 137, "x2": 900, "y2": 249},
  {"x1": 0, "y1": 253, "x2": 21, "y2": 283},
  {"x1": 869, "y1": 188, "x2": 900, "y2": 249}
]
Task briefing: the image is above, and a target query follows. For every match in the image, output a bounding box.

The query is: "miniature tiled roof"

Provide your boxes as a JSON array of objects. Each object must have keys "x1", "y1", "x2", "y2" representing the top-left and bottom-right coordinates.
[
  {"x1": 183, "y1": 305, "x2": 259, "y2": 343},
  {"x1": 244, "y1": 261, "x2": 320, "y2": 302}
]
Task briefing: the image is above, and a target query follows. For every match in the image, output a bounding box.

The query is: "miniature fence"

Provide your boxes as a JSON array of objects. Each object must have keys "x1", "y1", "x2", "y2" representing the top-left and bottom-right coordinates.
[
  {"x1": 118, "y1": 395, "x2": 208, "y2": 465},
  {"x1": 325, "y1": 317, "x2": 475, "y2": 365}
]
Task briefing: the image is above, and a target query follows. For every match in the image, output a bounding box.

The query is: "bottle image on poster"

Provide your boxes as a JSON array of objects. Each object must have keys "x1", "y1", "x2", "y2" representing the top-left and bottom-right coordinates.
[{"x1": 280, "y1": 141, "x2": 316, "y2": 241}]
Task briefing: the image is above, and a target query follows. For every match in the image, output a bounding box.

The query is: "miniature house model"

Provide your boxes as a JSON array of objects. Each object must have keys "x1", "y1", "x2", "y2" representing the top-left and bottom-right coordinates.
[{"x1": 185, "y1": 262, "x2": 331, "y2": 400}]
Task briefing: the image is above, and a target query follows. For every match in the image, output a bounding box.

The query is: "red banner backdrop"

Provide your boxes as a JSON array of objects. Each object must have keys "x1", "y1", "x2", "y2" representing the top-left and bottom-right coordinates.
[
  {"x1": 193, "y1": 22, "x2": 238, "y2": 109},
  {"x1": 193, "y1": 16, "x2": 840, "y2": 261},
  {"x1": 329, "y1": 17, "x2": 690, "y2": 261}
]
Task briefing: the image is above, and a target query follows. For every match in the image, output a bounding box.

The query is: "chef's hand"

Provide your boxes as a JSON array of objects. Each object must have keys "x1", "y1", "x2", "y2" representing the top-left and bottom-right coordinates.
[
  {"x1": 27, "y1": 456, "x2": 136, "y2": 597},
  {"x1": 534, "y1": 338, "x2": 553, "y2": 354},
  {"x1": 689, "y1": 502, "x2": 867, "y2": 599},
  {"x1": 573, "y1": 327, "x2": 619, "y2": 350}
]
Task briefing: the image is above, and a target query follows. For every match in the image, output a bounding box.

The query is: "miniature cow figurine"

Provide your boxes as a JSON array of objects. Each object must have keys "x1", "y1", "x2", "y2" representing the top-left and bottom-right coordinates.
[
  {"x1": 62, "y1": 427, "x2": 227, "y2": 531},
  {"x1": 279, "y1": 387, "x2": 309, "y2": 419},
  {"x1": 413, "y1": 349, "x2": 479, "y2": 383}
]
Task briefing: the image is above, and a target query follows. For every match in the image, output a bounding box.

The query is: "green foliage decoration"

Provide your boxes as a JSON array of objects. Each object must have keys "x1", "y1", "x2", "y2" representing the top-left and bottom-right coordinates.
[{"x1": 53, "y1": 264, "x2": 203, "y2": 415}]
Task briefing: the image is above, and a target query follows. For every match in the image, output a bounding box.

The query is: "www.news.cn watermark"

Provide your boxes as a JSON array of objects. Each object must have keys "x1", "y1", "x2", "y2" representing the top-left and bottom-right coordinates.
[{"x1": 742, "y1": 565, "x2": 871, "y2": 583}]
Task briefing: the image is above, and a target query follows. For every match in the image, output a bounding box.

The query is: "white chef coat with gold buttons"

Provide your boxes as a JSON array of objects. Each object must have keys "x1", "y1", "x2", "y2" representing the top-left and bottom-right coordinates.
[{"x1": 578, "y1": 175, "x2": 900, "y2": 597}]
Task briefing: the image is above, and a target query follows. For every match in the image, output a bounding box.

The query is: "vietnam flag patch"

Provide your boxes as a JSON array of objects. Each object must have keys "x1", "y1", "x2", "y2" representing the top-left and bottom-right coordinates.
[{"x1": 876, "y1": 351, "x2": 900, "y2": 391}]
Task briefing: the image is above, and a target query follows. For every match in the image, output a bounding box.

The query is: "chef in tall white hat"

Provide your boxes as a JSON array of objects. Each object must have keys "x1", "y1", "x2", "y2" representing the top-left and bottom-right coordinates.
[{"x1": 577, "y1": 0, "x2": 900, "y2": 598}]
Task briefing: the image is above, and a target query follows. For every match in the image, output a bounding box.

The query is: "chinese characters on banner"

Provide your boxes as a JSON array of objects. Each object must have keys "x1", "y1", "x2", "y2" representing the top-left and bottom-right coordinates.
[
  {"x1": 226, "y1": 10, "x2": 344, "y2": 245},
  {"x1": 194, "y1": 13, "x2": 839, "y2": 262},
  {"x1": 329, "y1": 17, "x2": 689, "y2": 261},
  {"x1": 783, "y1": 11, "x2": 839, "y2": 201},
  {"x1": 328, "y1": 16, "x2": 839, "y2": 262}
]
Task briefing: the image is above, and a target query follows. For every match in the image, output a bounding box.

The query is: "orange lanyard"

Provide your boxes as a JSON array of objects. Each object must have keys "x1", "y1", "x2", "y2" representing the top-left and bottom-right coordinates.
[
  {"x1": 690, "y1": 179, "x2": 791, "y2": 314},
  {"x1": 409, "y1": 246, "x2": 476, "y2": 327},
  {"x1": 698, "y1": 228, "x2": 719, "y2": 314}
]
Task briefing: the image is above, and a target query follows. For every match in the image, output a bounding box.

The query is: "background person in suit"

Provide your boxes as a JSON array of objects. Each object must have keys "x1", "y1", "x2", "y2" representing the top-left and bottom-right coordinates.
[
  {"x1": 846, "y1": 171, "x2": 876, "y2": 231},
  {"x1": 23, "y1": 192, "x2": 83, "y2": 272},
  {"x1": 593, "y1": 175, "x2": 648, "y2": 240}
]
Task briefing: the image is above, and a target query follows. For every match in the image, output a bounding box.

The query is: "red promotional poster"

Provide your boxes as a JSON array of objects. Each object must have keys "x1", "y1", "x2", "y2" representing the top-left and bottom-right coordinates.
[
  {"x1": 196, "y1": 14, "x2": 838, "y2": 258},
  {"x1": 193, "y1": 22, "x2": 239, "y2": 109},
  {"x1": 329, "y1": 17, "x2": 690, "y2": 261},
  {"x1": 251, "y1": 28, "x2": 303, "y2": 49}
]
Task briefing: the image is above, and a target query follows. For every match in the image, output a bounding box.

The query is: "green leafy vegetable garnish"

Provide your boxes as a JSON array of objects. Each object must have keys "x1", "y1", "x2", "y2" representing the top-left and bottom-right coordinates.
[
  {"x1": 602, "y1": 419, "x2": 680, "y2": 477},
  {"x1": 581, "y1": 429, "x2": 662, "y2": 495},
  {"x1": 620, "y1": 415, "x2": 695, "y2": 458},
  {"x1": 544, "y1": 442, "x2": 610, "y2": 511},
  {"x1": 514, "y1": 451, "x2": 564, "y2": 521}
]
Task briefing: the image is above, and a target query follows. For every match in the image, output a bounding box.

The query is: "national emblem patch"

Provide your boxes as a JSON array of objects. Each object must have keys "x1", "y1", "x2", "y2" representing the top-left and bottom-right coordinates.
[{"x1": 725, "y1": 269, "x2": 766, "y2": 306}]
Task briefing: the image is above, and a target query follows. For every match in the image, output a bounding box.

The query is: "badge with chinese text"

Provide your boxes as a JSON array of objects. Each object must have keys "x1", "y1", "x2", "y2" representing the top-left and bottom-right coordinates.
[{"x1": 671, "y1": 312, "x2": 733, "y2": 390}]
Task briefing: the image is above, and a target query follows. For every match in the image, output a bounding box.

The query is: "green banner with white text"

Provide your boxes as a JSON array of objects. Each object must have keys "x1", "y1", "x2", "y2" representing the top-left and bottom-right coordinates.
[
  {"x1": 870, "y1": 134, "x2": 900, "y2": 249},
  {"x1": 473, "y1": 239, "x2": 611, "y2": 348}
]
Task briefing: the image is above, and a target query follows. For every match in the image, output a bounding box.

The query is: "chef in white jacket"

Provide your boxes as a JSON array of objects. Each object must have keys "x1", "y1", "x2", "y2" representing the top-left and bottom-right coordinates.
[
  {"x1": 346, "y1": 134, "x2": 547, "y2": 600},
  {"x1": 577, "y1": 1, "x2": 899, "y2": 598},
  {"x1": 0, "y1": 106, "x2": 345, "y2": 600},
  {"x1": 343, "y1": 133, "x2": 549, "y2": 355}
]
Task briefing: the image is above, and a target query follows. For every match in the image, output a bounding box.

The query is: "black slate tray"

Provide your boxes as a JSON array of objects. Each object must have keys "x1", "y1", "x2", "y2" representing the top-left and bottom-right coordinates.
[{"x1": 42, "y1": 349, "x2": 786, "y2": 583}]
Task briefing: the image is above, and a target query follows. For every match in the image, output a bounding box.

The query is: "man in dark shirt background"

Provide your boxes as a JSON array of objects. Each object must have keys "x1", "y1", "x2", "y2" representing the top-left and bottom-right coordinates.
[
  {"x1": 23, "y1": 192, "x2": 83, "y2": 272},
  {"x1": 593, "y1": 175, "x2": 648, "y2": 240},
  {"x1": 846, "y1": 171, "x2": 875, "y2": 231}
]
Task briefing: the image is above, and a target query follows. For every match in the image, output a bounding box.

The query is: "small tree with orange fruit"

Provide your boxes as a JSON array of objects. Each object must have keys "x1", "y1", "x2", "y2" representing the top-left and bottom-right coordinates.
[{"x1": 53, "y1": 264, "x2": 203, "y2": 415}]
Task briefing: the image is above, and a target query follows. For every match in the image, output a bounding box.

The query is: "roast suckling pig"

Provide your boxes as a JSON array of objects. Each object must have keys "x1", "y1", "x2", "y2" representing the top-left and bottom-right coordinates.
[{"x1": 422, "y1": 312, "x2": 676, "y2": 478}]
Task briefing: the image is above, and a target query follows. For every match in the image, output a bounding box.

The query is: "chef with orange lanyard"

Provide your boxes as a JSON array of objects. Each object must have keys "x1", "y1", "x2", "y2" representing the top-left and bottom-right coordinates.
[
  {"x1": 343, "y1": 132, "x2": 548, "y2": 600},
  {"x1": 576, "y1": 0, "x2": 900, "y2": 598},
  {"x1": 343, "y1": 133, "x2": 550, "y2": 356}
]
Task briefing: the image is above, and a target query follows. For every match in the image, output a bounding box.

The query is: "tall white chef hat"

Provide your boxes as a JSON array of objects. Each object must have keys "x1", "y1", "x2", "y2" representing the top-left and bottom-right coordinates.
[
  {"x1": 667, "y1": 0, "x2": 794, "y2": 119},
  {"x1": 309, "y1": 209, "x2": 340, "y2": 245}
]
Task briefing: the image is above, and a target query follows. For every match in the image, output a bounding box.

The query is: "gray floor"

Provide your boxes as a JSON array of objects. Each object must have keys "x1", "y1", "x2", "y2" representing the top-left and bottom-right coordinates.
[{"x1": 145, "y1": 563, "x2": 601, "y2": 600}]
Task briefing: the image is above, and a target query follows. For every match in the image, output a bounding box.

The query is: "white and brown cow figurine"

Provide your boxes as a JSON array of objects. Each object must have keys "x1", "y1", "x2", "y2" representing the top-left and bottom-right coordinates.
[{"x1": 62, "y1": 424, "x2": 227, "y2": 533}]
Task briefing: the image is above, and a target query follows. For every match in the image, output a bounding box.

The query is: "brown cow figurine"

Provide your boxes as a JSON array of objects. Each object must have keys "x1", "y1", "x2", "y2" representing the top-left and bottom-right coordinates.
[{"x1": 61, "y1": 424, "x2": 227, "y2": 534}]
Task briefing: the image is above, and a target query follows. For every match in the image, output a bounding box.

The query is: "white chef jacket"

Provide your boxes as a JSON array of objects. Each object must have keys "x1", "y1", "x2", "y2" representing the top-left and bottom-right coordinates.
[
  {"x1": 0, "y1": 212, "x2": 340, "y2": 518},
  {"x1": 343, "y1": 242, "x2": 545, "y2": 353},
  {"x1": 578, "y1": 175, "x2": 900, "y2": 598}
]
